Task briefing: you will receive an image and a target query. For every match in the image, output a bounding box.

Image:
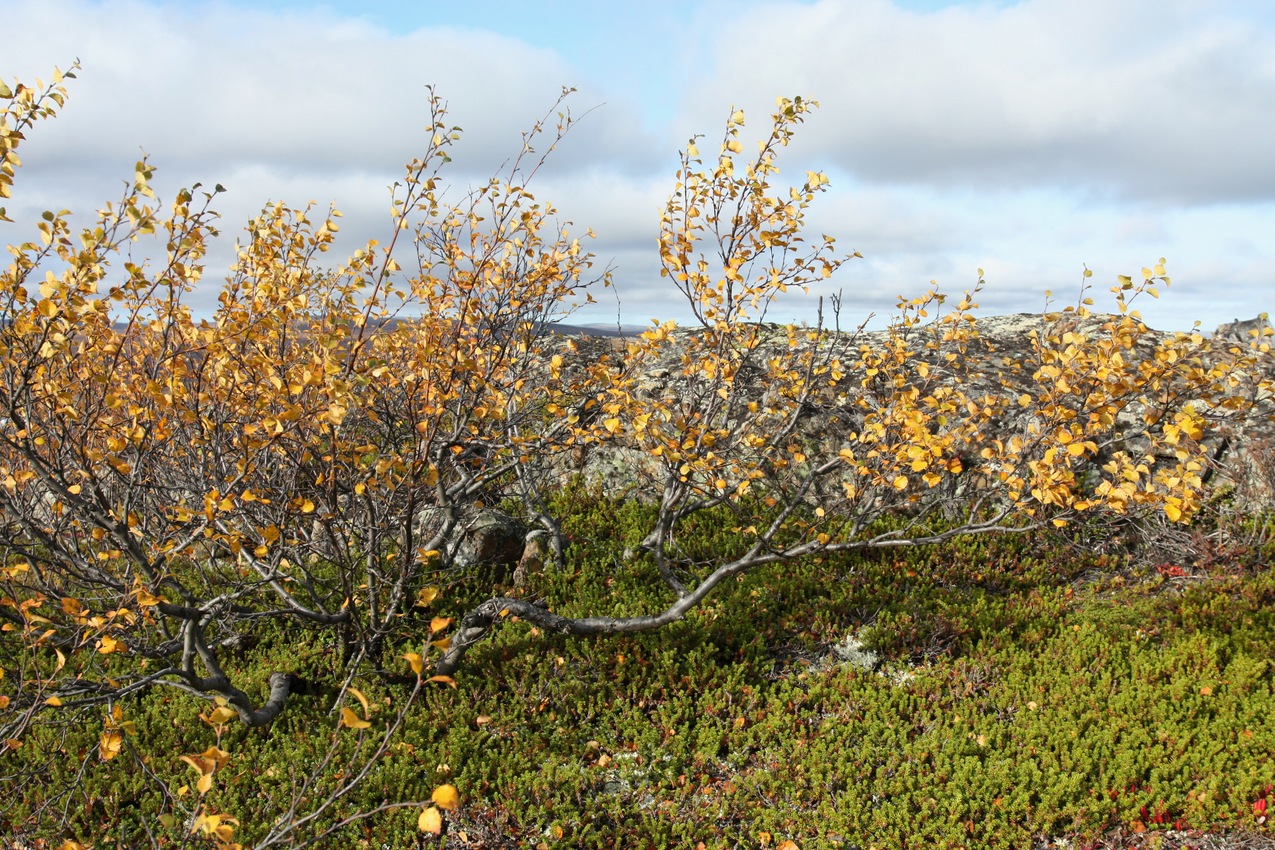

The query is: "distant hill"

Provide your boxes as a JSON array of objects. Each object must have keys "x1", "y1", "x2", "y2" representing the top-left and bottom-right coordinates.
[{"x1": 549, "y1": 322, "x2": 644, "y2": 338}]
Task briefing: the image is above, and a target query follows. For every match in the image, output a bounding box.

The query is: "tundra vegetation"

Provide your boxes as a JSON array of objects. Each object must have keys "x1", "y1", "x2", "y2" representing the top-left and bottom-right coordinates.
[{"x1": 1, "y1": 66, "x2": 1274, "y2": 848}]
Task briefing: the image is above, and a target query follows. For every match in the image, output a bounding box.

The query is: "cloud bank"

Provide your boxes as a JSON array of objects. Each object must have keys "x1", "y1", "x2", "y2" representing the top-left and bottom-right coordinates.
[{"x1": 2, "y1": 0, "x2": 1273, "y2": 330}]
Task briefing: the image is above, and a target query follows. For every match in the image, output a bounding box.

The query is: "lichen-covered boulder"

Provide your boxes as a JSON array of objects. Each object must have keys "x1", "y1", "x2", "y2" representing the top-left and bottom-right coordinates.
[{"x1": 413, "y1": 507, "x2": 527, "y2": 579}]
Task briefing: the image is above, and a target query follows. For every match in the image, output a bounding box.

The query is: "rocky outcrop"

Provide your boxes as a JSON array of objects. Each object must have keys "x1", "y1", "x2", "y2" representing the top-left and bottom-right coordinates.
[
  {"x1": 1215, "y1": 314, "x2": 1271, "y2": 343},
  {"x1": 546, "y1": 313, "x2": 1275, "y2": 505}
]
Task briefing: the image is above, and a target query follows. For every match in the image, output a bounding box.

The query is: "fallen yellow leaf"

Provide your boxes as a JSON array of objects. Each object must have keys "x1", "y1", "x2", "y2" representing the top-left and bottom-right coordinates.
[
  {"x1": 431, "y1": 783, "x2": 460, "y2": 810},
  {"x1": 418, "y1": 805, "x2": 442, "y2": 834}
]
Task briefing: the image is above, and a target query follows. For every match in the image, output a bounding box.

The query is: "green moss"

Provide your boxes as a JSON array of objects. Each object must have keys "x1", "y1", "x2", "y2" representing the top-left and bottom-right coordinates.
[{"x1": 4, "y1": 497, "x2": 1275, "y2": 848}]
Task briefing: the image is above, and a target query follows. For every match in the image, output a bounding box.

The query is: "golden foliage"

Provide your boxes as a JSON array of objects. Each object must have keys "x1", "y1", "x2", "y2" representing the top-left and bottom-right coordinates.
[{"x1": 0, "y1": 68, "x2": 1268, "y2": 844}]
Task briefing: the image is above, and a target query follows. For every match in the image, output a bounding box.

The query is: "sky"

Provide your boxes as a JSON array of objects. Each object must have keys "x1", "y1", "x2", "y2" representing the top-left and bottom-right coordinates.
[{"x1": 4, "y1": 0, "x2": 1275, "y2": 331}]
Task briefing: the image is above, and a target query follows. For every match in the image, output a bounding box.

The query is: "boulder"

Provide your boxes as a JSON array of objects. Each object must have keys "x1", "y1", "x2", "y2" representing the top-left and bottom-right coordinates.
[
  {"x1": 513, "y1": 529, "x2": 549, "y2": 588},
  {"x1": 413, "y1": 507, "x2": 527, "y2": 578},
  {"x1": 1215, "y1": 314, "x2": 1271, "y2": 343}
]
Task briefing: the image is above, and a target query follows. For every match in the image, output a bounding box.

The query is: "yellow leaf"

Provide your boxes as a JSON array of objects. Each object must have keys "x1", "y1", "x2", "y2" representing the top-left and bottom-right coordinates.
[
  {"x1": 340, "y1": 706, "x2": 371, "y2": 729},
  {"x1": 892, "y1": 475, "x2": 908, "y2": 491},
  {"x1": 431, "y1": 783, "x2": 460, "y2": 810},
  {"x1": 100, "y1": 730, "x2": 123, "y2": 761},
  {"x1": 416, "y1": 585, "x2": 441, "y2": 605},
  {"x1": 429, "y1": 616, "x2": 453, "y2": 634},
  {"x1": 97, "y1": 635, "x2": 124, "y2": 654},
  {"x1": 1164, "y1": 502, "x2": 1183, "y2": 522},
  {"x1": 196, "y1": 772, "x2": 213, "y2": 794},
  {"x1": 1199, "y1": 685, "x2": 1213, "y2": 696},
  {"x1": 425, "y1": 675, "x2": 457, "y2": 688},
  {"x1": 418, "y1": 806, "x2": 442, "y2": 834},
  {"x1": 404, "y1": 652, "x2": 424, "y2": 676},
  {"x1": 348, "y1": 686, "x2": 370, "y2": 715},
  {"x1": 201, "y1": 705, "x2": 237, "y2": 726},
  {"x1": 324, "y1": 403, "x2": 348, "y2": 426},
  {"x1": 201, "y1": 746, "x2": 230, "y2": 770},
  {"x1": 777, "y1": 841, "x2": 800, "y2": 850},
  {"x1": 45, "y1": 696, "x2": 63, "y2": 707},
  {"x1": 730, "y1": 109, "x2": 745, "y2": 125},
  {"x1": 180, "y1": 754, "x2": 209, "y2": 775}
]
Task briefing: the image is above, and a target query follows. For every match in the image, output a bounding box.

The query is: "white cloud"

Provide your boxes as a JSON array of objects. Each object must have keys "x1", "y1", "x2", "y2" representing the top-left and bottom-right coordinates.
[
  {"x1": 3, "y1": 0, "x2": 660, "y2": 311},
  {"x1": 3, "y1": 0, "x2": 1274, "y2": 332},
  {"x1": 685, "y1": 0, "x2": 1275, "y2": 204},
  {"x1": 7, "y1": 1, "x2": 647, "y2": 175}
]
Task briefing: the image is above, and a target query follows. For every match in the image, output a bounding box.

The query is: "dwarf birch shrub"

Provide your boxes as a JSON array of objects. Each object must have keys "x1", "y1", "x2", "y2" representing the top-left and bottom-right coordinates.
[{"x1": 0, "y1": 65, "x2": 1272, "y2": 846}]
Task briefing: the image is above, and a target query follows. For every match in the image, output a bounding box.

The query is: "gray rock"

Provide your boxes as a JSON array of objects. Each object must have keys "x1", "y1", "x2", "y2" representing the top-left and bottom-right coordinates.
[
  {"x1": 539, "y1": 313, "x2": 1275, "y2": 508},
  {"x1": 1215, "y1": 313, "x2": 1271, "y2": 343},
  {"x1": 413, "y1": 506, "x2": 527, "y2": 578}
]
